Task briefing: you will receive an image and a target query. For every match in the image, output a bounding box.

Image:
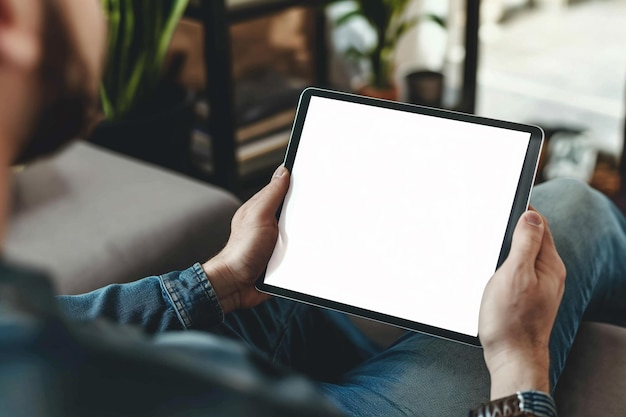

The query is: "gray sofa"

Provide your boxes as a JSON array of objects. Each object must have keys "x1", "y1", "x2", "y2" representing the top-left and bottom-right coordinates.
[
  {"x1": 6, "y1": 142, "x2": 239, "y2": 295},
  {"x1": 5, "y1": 142, "x2": 626, "y2": 416}
]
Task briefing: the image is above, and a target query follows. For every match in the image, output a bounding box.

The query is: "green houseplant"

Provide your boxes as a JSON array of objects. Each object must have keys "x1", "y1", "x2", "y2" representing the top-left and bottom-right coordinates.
[
  {"x1": 90, "y1": 0, "x2": 193, "y2": 174},
  {"x1": 99, "y1": 0, "x2": 189, "y2": 120},
  {"x1": 329, "y1": 0, "x2": 444, "y2": 98}
]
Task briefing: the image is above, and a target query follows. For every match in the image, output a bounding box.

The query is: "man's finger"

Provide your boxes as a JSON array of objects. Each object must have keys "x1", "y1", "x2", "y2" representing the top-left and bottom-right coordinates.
[
  {"x1": 506, "y1": 211, "x2": 545, "y2": 267},
  {"x1": 250, "y1": 166, "x2": 291, "y2": 219}
]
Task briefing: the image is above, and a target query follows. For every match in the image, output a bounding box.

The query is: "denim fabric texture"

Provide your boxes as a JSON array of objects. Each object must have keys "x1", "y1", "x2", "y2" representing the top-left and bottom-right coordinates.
[{"x1": 1, "y1": 179, "x2": 625, "y2": 416}]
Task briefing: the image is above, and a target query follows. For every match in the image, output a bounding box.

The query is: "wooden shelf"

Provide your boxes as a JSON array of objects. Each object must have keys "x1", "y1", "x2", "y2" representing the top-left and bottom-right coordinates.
[{"x1": 184, "y1": 0, "x2": 325, "y2": 192}]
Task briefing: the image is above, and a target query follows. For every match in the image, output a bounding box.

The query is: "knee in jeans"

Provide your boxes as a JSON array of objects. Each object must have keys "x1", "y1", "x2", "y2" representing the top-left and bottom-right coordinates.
[{"x1": 541, "y1": 178, "x2": 612, "y2": 221}]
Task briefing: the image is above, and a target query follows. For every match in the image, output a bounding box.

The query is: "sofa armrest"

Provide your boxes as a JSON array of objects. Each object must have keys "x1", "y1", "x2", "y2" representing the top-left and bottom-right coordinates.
[
  {"x1": 554, "y1": 321, "x2": 626, "y2": 417},
  {"x1": 6, "y1": 142, "x2": 240, "y2": 294}
]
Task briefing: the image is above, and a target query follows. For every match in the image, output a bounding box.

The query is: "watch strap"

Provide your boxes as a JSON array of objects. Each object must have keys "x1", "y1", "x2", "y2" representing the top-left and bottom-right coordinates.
[{"x1": 470, "y1": 390, "x2": 557, "y2": 417}]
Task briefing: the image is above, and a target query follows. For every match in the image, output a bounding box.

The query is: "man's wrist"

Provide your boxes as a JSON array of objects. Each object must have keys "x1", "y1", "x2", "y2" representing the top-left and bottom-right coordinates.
[
  {"x1": 202, "y1": 256, "x2": 239, "y2": 314},
  {"x1": 486, "y1": 350, "x2": 550, "y2": 400}
]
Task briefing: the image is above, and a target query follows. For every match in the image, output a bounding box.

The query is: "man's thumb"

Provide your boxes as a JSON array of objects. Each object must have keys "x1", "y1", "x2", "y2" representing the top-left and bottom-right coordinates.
[
  {"x1": 507, "y1": 210, "x2": 544, "y2": 266},
  {"x1": 255, "y1": 166, "x2": 290, "y2": 217}
]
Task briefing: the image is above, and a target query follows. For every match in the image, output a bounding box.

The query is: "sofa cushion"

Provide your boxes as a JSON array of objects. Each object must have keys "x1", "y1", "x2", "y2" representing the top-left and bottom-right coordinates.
[
  {"x1": 554, "y1": 321, "x2": 626, "y2": 417},
  {"x1": 5, "y1": 142, "x2": 240, "y2": 295}
]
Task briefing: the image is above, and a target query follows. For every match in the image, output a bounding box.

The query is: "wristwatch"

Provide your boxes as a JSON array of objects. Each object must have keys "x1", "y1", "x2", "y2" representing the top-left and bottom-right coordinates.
[{"x1": 470, "y1": 390, "x2": 557, "y2": 417}]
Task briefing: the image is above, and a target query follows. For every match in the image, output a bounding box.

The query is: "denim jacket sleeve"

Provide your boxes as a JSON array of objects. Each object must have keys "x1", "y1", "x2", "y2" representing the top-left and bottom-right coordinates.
[
  {"x1": 57, "y1": 263, "x2": 224, "y2": 333},
  {"x1": 1, "y1": 262, "x2": 343, "y2": 417}
]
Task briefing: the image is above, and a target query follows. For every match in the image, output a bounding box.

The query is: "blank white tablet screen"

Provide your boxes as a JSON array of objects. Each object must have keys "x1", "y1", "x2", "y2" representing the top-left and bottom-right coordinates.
[{"x1": 265, "y1": 96, "x2": 531, "y2": 337}]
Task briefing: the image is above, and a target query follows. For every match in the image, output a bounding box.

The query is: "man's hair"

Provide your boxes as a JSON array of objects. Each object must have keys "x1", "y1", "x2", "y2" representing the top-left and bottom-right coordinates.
[{"x1": 14, "y1": 0, "x2": 97, "y2": 165}]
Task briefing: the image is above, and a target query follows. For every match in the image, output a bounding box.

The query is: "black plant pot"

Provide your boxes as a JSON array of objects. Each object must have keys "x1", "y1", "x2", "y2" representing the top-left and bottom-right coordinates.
[
  {"x1": 405, "y1": 70, "x2": 444, "y2": 108},
  {"x1": 89, "y1": 84, "x2": 195, "y2": 175}
]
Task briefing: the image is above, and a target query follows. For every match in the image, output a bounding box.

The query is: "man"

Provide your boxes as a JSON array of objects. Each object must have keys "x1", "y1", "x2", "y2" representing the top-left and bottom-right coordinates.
[{"x1": 1, "y1": 1, "x2": 625, "y2": 416}]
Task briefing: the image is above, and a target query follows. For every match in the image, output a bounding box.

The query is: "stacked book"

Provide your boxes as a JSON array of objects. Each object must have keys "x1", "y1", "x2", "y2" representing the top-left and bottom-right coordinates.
[
  {"x1": 235, "y1": 70, "x2": 304, "y2": 177},
  {"x1": 192, "y1": 69, "x2": 306, "y2": 179}
]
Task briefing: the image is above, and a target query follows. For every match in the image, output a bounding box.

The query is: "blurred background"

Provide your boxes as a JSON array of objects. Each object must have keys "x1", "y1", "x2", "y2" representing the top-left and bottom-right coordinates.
[{"x1": 92, "y1": 0, "x2": 626, "y2": 208}]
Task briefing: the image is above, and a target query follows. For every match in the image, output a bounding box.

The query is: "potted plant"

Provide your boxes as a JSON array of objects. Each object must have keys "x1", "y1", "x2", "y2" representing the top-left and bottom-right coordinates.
[
  {"x1": 329, "y1": 0, "x2": 444, "y2": 100},
  {"x1": 90, "y1": 0, "x2": 192, "y2": 173}
]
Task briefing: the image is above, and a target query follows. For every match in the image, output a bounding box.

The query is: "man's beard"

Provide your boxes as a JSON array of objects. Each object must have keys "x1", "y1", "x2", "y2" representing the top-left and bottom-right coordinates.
[{"x1": 13, "y1": 2, "x2": 99, "y2": 165}]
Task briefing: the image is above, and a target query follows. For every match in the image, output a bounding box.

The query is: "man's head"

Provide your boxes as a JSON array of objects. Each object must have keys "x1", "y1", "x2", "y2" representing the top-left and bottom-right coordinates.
[{"x1": 0, "y1": 0, "x2": 106, "y2": 164}]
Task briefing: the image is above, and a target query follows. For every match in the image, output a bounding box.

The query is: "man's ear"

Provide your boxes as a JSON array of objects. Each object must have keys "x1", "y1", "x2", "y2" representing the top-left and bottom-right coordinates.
[{"x1": 0, "y1": 0, "x2": 39, "y2": 70}]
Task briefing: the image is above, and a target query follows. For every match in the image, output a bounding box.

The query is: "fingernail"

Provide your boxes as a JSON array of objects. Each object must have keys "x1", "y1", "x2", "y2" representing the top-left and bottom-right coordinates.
[
  {"x1": 273, "y1": 166, "x2": 286, "y2": 179},
  {"x1": 525, "y1": 211, "x2": 543, "y2": 227}
]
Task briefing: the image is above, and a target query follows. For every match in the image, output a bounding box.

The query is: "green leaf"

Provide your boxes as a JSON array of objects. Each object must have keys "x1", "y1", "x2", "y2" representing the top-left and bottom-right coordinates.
[
  {"x1": 423, "y1": 13, "x2": 446, "y2": 28},
  {"x1": 335, "y1": 9, "x2": 362, "y2": 26},
  {"x1": 100, "y1": 82, "x2": 114, "y2": 120},
  {"x1": 388, "y1": 16, "x2": 418, "y2": 46},
  {"x1": 155, "y1": 0, "x2": 189, "y2": 82},
  {"x1": 344, "y1": 46, "x2": 370, "y2": 61}
]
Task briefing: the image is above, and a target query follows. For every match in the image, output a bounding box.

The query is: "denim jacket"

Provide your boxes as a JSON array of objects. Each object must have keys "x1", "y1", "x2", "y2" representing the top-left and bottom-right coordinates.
[{"x1": 0, "y1": 261, "x2": 341, "y2": 417}]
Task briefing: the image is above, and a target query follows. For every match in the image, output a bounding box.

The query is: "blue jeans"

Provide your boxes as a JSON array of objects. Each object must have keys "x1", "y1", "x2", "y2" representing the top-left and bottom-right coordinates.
[{"x1": 58, "y1": 179, "x2": 626, "y2": 417}]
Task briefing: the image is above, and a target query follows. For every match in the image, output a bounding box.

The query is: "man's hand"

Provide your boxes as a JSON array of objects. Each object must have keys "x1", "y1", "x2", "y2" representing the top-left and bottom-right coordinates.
[
  {"x1": 479, "y1": 209, "x2": 566, "y2": 399},
  {"x1": 202, "y1": 166, "x2": 290, "y2": 314}
]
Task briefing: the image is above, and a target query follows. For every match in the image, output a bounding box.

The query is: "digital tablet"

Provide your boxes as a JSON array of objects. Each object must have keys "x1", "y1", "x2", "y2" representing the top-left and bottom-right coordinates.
[{"x1": 256, "y1": 87, "x2": 543, "y2": 346}]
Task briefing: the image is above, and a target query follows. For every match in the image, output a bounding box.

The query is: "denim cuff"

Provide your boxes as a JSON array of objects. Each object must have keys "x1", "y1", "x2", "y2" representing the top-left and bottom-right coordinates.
[{"x1": 159, "y1": 263, "x2": 224, "y2": 330}]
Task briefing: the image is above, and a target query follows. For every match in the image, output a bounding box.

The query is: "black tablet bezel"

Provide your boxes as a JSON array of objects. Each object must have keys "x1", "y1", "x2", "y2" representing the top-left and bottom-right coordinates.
[{"x1": 256, "y1": 87, "x2": 544, "y2": 347}]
